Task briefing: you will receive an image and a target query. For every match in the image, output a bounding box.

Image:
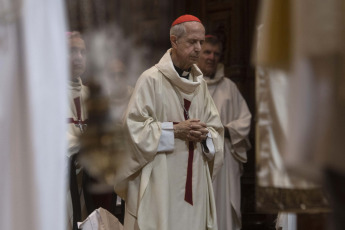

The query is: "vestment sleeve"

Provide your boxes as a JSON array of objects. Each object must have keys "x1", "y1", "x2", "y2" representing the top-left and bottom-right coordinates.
[
  {"x1": 224, "y1": 83, "x2": 252, "y2": 163},
  {"x1": 67, "y1": 131, "x2": 80, "y2": 157},
  {"x1": 201, "y1": 132, "x2": 216, "y2": 160},
  {"x1": 113, "y1": 72, "x2": 166, "y2": 199},
  {"x1": 157, "y1": 122, "x2": 174, "y2": 152},
  {"x1": 201, "y1": 82, "x2": 224, "y2": 180}
]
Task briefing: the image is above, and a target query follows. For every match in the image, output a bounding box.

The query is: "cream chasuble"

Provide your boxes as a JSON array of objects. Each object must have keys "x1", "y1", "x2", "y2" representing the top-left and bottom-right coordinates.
[
  {"x1": 67, "y1": 77, "x2": 89, "y2": 156},
  {"x1": 117, "y1": 49, "x2": 224, "y2": 230},
  {"x1": 66, "y1": 77, "x2": 89, "y2": 230},
  {"x1": 205, "y1": 64, "x2": 251, "y2": 230}
]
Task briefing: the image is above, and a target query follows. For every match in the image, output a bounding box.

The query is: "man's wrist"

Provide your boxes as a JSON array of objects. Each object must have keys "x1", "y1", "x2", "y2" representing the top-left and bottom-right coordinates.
[
  {"x1": 173, "y1": 124, "x2": 180, "y2": 139},
  {"x1": 173, "y1": 123, "x2": 185, "y2": 140}
]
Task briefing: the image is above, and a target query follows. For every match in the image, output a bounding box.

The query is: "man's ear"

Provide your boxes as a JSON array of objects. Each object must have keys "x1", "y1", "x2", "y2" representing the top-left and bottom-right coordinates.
[{"x1": 170, "y1": 35, "x2": 178, "y2": 49}]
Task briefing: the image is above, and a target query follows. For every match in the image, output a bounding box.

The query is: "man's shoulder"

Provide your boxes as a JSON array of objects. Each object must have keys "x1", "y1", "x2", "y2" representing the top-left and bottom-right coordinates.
[
  {"x1": 221, "y1": 76, "x2": 238, "y2": 89},
  {"x1": 132, "y1": 66, "x2": 163, "y2": 92},
  {"x1": 140, "y1": 65, "x2": 161, "y2": 79},
  {"x1": 198, "y1": 76, "x2": 209, "y2": 89}
]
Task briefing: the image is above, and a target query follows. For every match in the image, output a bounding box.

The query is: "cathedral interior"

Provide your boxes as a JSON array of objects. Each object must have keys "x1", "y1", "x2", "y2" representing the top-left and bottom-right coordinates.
[
  {"x1": 3, "y1": 0, "x2": 345, "y2": 229},
  {"x1": 65, "y1": 0, "x2": 329, "y2": 229}
]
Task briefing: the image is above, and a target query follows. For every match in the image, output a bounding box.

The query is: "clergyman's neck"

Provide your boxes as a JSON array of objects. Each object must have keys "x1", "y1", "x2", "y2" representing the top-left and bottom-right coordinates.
[{"x1": 171, "y1": 51, "x2": 192, "y2": 71}]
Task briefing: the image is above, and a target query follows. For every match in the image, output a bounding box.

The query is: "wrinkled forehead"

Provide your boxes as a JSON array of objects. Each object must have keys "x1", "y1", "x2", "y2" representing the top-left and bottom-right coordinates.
[{"x1": 183, "y1": 21, "x2": 205, "y2": 37}]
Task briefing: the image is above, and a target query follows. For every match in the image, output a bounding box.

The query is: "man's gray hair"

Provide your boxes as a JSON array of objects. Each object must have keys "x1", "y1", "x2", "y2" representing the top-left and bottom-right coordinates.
[{"x1": 170, "y1": 23, "x2": 186, "y2": 39}]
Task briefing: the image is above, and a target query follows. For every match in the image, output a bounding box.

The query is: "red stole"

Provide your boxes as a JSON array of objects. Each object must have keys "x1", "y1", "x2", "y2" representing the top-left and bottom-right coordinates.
[{"x1": 183, "y1": 99, "x2": 194, "y2": 205}]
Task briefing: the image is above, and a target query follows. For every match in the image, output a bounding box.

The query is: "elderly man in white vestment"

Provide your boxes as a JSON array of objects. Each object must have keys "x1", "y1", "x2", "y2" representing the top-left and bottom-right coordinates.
[
  {"x1": 117, "y1": 15, "x2": 224, "y2": 230},
  {"x1": 197, "y1": 35, "x2": 252, "y2": 230},
  {"x1": 67, "y1": 31, "x2": 89, "y2": 230}
]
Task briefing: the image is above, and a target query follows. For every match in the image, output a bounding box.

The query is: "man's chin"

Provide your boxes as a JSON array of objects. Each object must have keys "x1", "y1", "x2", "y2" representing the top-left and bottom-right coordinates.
[
  {"x1": 72, "y1": 70, "x2": 84, "y2": 78},
  {"x1": 203, "y1": 69, "x2": 216, "y2": 76},
  {"x1": 190, "y1": 56, "x2": 199, "y2": 62},
  {"x1": 206, "y1": 66, "x2": 216, "y2": 73}
]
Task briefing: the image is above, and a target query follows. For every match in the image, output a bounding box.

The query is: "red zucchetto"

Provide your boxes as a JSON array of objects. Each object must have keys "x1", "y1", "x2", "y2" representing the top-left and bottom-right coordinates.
[
  {"x1": 171, "y1": 14, "x2": 202, "y2": 27},
  {"x1": 205, "y1": 34, "x2": 217, "y2": 39}
]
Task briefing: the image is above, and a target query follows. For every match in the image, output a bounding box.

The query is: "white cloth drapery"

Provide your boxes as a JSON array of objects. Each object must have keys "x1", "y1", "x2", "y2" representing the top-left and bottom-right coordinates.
[
  {"x1": 78, "y1": 208, "x2": 124, "y2": 230},
  {"x1": 0, "y1": 0, "x2": 68, "y2": 229}
]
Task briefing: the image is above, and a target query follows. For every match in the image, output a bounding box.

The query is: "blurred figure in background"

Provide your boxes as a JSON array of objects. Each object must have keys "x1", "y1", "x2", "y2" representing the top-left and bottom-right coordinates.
[
  {"x1": 74, "y1": 26, "x2": 139, "y2": 226},
  {"x1": 66, "y1": 31, "x2": 89, "y2": 230},
  {"x1": 67, "y1": 31, "x2": 88, "y2": 153},
  {"x1": 198, "y1": 35, "x2": 251, "y2": 230}
]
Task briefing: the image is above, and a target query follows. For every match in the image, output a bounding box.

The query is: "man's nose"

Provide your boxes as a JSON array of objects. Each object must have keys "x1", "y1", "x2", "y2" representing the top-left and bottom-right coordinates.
[
  {"x1": 195, "y1": 42, "x2": 202, "y2": 51},
  {"x1": 210, "y1": 53, "x2": 215, "y2": 60},
  {"x1": 207, "y1": 53, "x2": 215, "y2": 61},
  {"x1": 75, "y1": 51, "x2": 83, "y2": 59}
]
